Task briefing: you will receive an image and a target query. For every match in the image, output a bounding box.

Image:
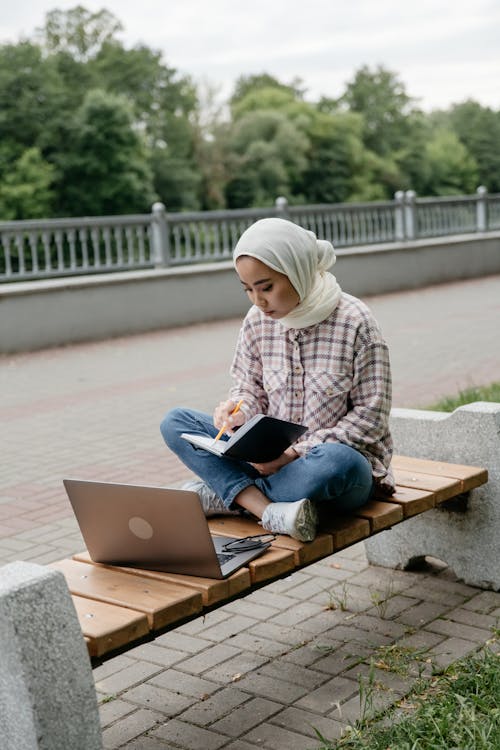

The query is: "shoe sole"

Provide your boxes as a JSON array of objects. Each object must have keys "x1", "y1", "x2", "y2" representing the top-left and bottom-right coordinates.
[{"x1": 292, "y1": 499, "x2": 318, "y2": 542}]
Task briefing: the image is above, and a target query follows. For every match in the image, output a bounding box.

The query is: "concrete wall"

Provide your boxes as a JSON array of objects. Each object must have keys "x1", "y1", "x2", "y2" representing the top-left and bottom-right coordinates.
[{"x1": 1, "y1": 231, "x2": 499, "y2": 353}]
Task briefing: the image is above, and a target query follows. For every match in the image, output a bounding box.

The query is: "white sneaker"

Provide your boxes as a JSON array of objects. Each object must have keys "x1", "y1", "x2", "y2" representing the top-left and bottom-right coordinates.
[
  {"x1": 182, "y1": 480, "x2": 239, "y2": 517},
  {"x1": 261, "y1": 498, "x2": 317, "y2": 542}
]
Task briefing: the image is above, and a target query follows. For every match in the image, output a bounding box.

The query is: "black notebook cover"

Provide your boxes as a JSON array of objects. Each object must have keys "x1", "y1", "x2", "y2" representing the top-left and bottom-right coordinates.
[{"x1": 181, "y1": 414, "x2": 307, "y2": 463}]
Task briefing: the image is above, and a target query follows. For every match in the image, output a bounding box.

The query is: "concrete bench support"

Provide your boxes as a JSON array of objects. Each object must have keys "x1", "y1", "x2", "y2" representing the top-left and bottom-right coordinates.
[
  {"x1": 365, "y1": 402, "x2": 500, "y2": 590},
  {"x1": 0, "y1": 561, "x2": 102, "y2": 750}
]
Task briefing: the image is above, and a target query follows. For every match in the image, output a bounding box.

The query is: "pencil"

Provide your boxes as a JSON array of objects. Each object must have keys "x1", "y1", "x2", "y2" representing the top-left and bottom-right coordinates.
[{"x1": 213, "y1": 399, "x2": 244, "y2": 443}]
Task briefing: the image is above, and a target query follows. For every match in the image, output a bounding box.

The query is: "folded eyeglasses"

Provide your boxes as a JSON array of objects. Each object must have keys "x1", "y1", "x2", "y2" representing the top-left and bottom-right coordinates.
[{"x1": 221, "y1": 533, "x2": 276, "y2": 553}]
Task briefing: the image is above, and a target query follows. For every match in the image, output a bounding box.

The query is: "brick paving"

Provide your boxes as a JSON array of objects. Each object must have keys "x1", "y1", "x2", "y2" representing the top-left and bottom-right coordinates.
[{"x1": 1, "y1": 275, "x2": 500, "y2": 749}]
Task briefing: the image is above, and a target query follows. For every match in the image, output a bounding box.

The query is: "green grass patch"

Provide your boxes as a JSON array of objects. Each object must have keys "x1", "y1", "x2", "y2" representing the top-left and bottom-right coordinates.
[
  {"x1": 427, "y1": 382, "x2": 500, "y2": 412},
  {"x1": 314, "y1": 645, "x2": 500, "y2": 750}
]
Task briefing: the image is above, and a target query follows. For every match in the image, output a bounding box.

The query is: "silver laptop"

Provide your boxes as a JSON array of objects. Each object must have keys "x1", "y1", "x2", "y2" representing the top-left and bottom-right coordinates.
[{"x1": 63, "y1": 478, "x2": 271, "y2": 579}]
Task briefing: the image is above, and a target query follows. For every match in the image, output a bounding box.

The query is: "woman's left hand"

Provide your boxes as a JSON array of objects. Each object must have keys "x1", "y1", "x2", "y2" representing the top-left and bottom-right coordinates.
[{"x1": 251, "y1": 447, "x2": 298, "y2": 476}]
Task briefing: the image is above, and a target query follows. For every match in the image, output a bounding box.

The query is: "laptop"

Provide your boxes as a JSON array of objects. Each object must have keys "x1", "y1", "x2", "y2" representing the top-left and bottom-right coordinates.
[{"x1": 63, "y1": 478, "x2": 272, "y2": 579}]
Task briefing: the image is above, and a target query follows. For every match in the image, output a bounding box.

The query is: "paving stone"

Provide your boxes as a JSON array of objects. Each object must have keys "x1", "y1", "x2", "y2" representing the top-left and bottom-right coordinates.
[
  {"x1": 122, "y1": 737, "x2": 175, "y2": 749},
  {"x1": 233, "y1": 670, "x2": 310, "y2": 703},
  {"x1": 280, "y1": 639, "x2": 342, "y2": 668},
  {"x1": 150, "y1": 718, "x2": 228, "y2": 750},
  {"x1": 102, "y1": 708, "x2": 164, "y2": 749},
  {"x1": 348, "y1": 613, "x2": 408, "y2": 639},
  {"x1": 295, "y1": 676, "x2": 359, "y2": 713},
  {"x1": 268, "y1": 599, "x2": 329, "y2": 627},
  {"x1": 121, "y1": 682, "x2": 197, "y2": 716},
  {"x1": 427, "y1": 637, "x2": 479, "y2": 671},
  {"x1": 396, "y1": 630, "x2": 446, "y2": 652},
  {"x1": 93, "y1": 654, "x2": 138, "y2": 682},
  {"x1": 96, "y1": 661, "x2": 164, "y2": 695},
  {"x1": 446, "y1": 606, "x2": 499, "y2": 631},
  {"x1": 204, "y1": 649, "x2": 269, "y2": 683},
  {"x1": 148, "y1": 669, "x2": 220, "y2": 699},
  {"x1": 461, "y1": 590, "x2": 500, "y2": 614},
  {"x1": 99, "y1": 698, "x2": 136, "y2": 728},
  {"x1": 195, "y1": 614, "x2": 259, "y2": 643},
  {"x1": 249, "y1": 620, "x2": 313, "y2": 646},
  {"x1": 402, "y1": 581, "x2": 470, "y2": 607},
  {"x1": 257, "y1": 660, "x2": 329, "y2": 690},
  {"x1": 424, "y1": 617, "x2": 493, "y2": 643},
  {"x1": 127, "y1": 642, "x2": 188, "y2": 667},
  {"x1": 176, "y1": 608, "x2": 231, "y2": 635},
  {"x1": 270, "y1": 705, "x2": 346, "y2": 741},
  {"x1": 154, "y1": 631, "x2": 211, "y2": 654},
  {"x1": 227, "y1": 631, "x2": 292, "y2": 659},
  {"x1": 313, "y1": 642, "x2": 372, "y2": 676},
  {"x1": 221, "y1": 598, "x2": 280, "y2": 620},
  {"x1": 242, "y1": 589, "x2": 297, "y2": 611},
  {"x1": 177, "y1": 643, "x2": 241, "y2": 675},
  {"x1": 210, "y1": 696, "x2": 282, "y2": 737},
  {"x1": 179, "y1": 686, "x2": 249, "y2": 726},
  {"x1": 396, "y1": 600, "x2": 451, "y2": 627},
  {"x1": 366, "y1": 594, "x2": 418, "y2": 619},
  {"x1": 245, "y1": 722, "x2": 319, "y2": 750}
]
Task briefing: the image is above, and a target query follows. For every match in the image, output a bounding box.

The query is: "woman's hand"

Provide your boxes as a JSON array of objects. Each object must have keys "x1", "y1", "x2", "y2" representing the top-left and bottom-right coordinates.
[
  {"x1": 213, "y1": 399, "x2": 246, "y2": 435},
  {"x1": 251, "y1": 447, "x2": 299, "y2": 476}
]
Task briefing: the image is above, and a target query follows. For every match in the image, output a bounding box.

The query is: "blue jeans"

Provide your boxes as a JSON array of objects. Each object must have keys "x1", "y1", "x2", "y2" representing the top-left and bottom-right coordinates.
[{"x1": 160, "y1": 407, "x2": 373, "y2": 513}]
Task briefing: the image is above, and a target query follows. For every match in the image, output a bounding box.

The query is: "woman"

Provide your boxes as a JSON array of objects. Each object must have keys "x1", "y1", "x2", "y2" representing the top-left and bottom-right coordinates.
[{"x1": 160, "y1": 218, "x2": 394, "y2": 542}]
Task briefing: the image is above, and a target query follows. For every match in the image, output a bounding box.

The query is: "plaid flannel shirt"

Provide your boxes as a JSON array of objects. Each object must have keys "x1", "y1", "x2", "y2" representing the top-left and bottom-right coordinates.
[{"x1": 229, "y1": 292, "x2": 395, "y2": 494}]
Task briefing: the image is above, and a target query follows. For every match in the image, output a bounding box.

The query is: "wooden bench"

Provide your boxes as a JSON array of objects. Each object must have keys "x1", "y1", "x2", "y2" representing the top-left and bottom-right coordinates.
[{"x1": 49, "y1": 455, "x2": 488, "y2": 662}]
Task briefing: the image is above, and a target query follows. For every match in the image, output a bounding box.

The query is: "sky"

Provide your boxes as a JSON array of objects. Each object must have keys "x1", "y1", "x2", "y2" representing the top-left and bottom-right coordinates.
[{"x1": 2, "y1": 0, "x2": 500, "y2": 112}]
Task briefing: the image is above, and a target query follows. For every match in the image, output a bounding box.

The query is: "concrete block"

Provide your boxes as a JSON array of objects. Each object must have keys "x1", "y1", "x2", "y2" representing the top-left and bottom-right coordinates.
[
  {"x1": 365, "y1": 402, "x2": 500, "y2": 590},
  {"x1": 0, "y1": 561, "x2": 102, "y2": 750}
]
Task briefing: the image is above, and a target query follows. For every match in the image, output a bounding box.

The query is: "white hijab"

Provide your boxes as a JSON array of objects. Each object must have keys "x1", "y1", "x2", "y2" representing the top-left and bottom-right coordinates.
[{"x1": 233, "y1": 217, "x2": 342, "y2": 329}]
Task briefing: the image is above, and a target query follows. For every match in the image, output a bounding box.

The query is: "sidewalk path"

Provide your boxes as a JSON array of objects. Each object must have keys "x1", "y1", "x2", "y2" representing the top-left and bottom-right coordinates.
[{"x1": 1, "y1": 275, "x2": 499, "y2": 749}]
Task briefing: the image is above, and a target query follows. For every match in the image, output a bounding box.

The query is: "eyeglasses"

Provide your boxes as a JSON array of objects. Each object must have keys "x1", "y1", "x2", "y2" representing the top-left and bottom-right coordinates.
[{"x1": 222, "y1": 534, "x2": 276, "y2": 553}]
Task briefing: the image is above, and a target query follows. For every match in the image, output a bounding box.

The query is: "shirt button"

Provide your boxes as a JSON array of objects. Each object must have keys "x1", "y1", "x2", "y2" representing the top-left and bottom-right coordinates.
[
  {"x1": 326, "y1": 388, "x2": 334, "y2": 396},
  {"x1": 294, "y1": 366, "x2": 302, "y2": 374}
]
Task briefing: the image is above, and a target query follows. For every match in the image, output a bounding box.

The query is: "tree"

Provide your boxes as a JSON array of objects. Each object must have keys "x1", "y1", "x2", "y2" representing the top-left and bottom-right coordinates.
[
  {"x1": 445, "y1": 100, "x2": 500, "y2": 192},
  {"x1": 0, "y1": 147, "x2": 55, "y2": 220},
  {"x1": 53, "y1": 89, "x2": 155, "y2": 216},
  {"x1": 340, "y1": 65, "x2": 416, "y2": 156},
  {"x1": 224, "y1": 110, "x2": 309, "y2": 207},
  {"x1": 37, "y1": 5, "x2": 122, "y2": 61},
  {"x1": 230, "y1": 73, "x2": 305, "y2": 110},
  {"x1": 422, "y1": 129, "x2": 478, "y2": 195}
]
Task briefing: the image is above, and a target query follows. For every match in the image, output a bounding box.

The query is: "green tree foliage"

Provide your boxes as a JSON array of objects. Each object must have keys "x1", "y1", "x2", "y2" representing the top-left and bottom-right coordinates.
[
  {"x1": 445, "y1": 100, "x2": 500, "y2": 193},
  {"x1": 340, "y1": 64, "x2": 415, "y2": 156},
  {"x1": 37, "y1": 5, "x2": 123, "y2": 61},
  {"x1": 0, "y1": 148, "x2": 55, "y2": 219},
  {"x1": 54, "y1": 89, "x2": 155, "y2": 216},
  {"x1": 421, "y1": 129, "x2": 478, "y2": 195}
]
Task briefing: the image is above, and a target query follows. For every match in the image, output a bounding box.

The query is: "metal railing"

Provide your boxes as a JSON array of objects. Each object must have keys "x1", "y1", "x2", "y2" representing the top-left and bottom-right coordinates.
[{"x1": 1, "y1": 187, "x2": 499, "y2": 282}]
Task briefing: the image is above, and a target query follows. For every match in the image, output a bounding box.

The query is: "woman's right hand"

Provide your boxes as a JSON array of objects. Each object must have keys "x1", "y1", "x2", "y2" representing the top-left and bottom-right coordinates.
[{"x1": 213, "y1": 399, "x2": 246, "y2": 435}]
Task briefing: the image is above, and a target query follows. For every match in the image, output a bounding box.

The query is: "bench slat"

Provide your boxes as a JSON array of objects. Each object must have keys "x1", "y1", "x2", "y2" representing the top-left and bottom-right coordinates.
[
  {"x1": 247, "y1": 547, "x2": 296, "y2": 584},
  {"x1": 389, "y1": 486, "x2": 436, "y2": 517},
  {"x1": 72, "y1": 594, "x2": 149, "y2": 658},
  {"x1": 355, "y1": 499, "x2": 404, "y2": 531},
  {"x1": 72, "y1": 551, "x2": 243, "y2": 607},
  {"x1": 392, "y1": 455, "x2": 488, "y2": 493},
  {"x1": 392, "y1": 469, "x2": 462, "y2": 503},
  {"x1": 51, "y1": 559, "x2": 203, "y2": 629},
  {"x1": 321, "y1": 516, "x2": 371, "y2": 551}
]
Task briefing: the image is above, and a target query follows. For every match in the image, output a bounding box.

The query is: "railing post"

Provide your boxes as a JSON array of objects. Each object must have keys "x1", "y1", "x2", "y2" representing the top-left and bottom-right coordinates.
[
  {"x1": 275, "y1": 196, "x2": 290, "y2": 220},
  {"x1": 476, "y1": 185, "x2": 488, "y2": 232},
  {"x1": 151, "y1": 202, "x2": 170, "y2": 267},
  {"x1": 394, "y1": 191, "x2": 405, "y2": 240},
  {"x1": 404, "y1": 190, "x2": 416, "y2": 240}
]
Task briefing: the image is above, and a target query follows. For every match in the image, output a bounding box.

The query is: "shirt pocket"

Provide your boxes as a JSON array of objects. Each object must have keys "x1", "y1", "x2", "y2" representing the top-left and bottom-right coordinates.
[
  {"x1": 304, "y1": 370, "x2": 352, "y2": 419},
  {"x1": 263, "y1": 368, "x2": 288, "y2": 393}
]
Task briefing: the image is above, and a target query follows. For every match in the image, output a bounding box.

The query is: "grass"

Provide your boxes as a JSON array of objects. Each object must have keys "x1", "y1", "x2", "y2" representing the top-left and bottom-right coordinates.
[
  {"x1": 314, "y1": 644, "x2": 499, "y2": 750},
  {"x1": 427, "y1": 381, "x2": 500, "y2": 411}
]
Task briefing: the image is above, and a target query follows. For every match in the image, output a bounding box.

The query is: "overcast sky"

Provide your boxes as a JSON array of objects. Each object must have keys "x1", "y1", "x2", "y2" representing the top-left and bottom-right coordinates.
[{"x1": 2, "y1": 0, "x2": 499, "y2": 111}]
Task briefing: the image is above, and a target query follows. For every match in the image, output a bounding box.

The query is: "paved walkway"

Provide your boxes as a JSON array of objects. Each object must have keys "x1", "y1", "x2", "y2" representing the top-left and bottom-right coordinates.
[{"x1": 1, "y1": 275, "x2": 500, "y2": 749}]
